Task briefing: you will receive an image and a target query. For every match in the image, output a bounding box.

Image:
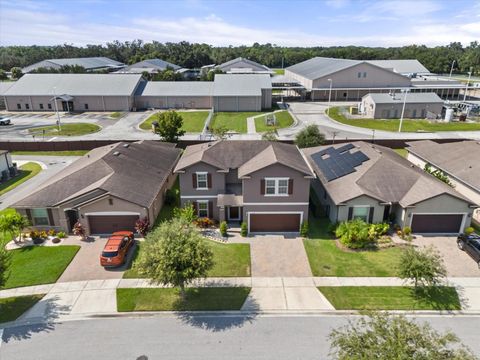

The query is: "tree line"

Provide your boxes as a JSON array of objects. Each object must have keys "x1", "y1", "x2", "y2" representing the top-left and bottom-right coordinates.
[{"x1": 0, "y1": 40, "x2": 479, "y2": 75}]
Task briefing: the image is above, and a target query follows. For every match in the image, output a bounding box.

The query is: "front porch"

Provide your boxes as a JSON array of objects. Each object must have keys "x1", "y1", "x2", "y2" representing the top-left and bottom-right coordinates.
[{"x1": 217, "y1": 194, "x2": 244, "y2": 223}]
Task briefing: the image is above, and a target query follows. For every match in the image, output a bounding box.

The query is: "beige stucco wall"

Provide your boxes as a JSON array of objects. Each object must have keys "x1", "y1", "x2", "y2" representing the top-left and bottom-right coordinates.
[{"x1": 361, "y1": 96, "x2": 443, "y2": 119}]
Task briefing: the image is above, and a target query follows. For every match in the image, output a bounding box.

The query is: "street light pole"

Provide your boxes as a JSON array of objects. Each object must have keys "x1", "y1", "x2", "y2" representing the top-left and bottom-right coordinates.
[
  {"x1": 398, "y1": 89, "x2": 409, "y2": 133},
  {"x1": 327, "y1": 78, "x2": 333, "y2": 115},
  {"x1": 449, "y1": 60, "x2": 456, "y2": 78},
  {"x1": 52, "y1": 87, "x2": 61, "y2": 131},
  {"x1": 463, "y1": 71, "x2": 472, "y2": 102}
]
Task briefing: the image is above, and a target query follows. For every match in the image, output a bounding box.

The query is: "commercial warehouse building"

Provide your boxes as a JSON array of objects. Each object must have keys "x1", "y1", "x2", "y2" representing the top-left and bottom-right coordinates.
[{"x1": 22, "y1": 57, "x2": 125, "y2": 73}]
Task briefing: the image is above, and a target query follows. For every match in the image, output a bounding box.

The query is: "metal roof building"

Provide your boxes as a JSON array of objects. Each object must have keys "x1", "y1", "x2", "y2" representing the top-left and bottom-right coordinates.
[
  {"x1": 116, "y1": 58, "x2": 181, "y2": 74},
  {"x1": 216, "y1": 57, "x2": 273, "y2": 75},
  {"x1": 22, "y1": 57, "x2": 125, "y2": 73}
]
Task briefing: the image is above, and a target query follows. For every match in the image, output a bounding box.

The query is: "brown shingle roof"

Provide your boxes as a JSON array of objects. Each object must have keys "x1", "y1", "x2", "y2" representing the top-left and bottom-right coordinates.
[
  {"x1": 406, "y1": 140, "x2": 480, "y2": 191},
  {"x1": 14, "y1": 141, "x2": 181, "y2": 208},
  {"x1": 174, "y1": 140, "x2": 313, "y2": 176},
  {"x1": 303, "y1": 141, "x2": 473, "y2": 206}
]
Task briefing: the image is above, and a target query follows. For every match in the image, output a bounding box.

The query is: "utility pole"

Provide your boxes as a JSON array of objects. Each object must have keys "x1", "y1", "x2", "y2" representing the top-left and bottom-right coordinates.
[
  {"x1": 332, "y1": 131, "x2": 339, "y2": 144},
  {"x1": 398, "y1": 89, "x2": 409, "y2": 132},
  {"x1": 449, "y1": 60, "x2": 456, "y2": 78},
  {"x1": 52, "y1": 87, "x2": 61, "y2": 131},
  {"x1": 463, "y1": 70, "x2": 472, "y2": 102}
]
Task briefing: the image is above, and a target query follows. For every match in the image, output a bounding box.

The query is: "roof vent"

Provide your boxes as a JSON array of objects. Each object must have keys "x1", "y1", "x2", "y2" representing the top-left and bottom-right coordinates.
[
  {"x1": 113, "y1": 151, "x2": 120, "y2": 156},
  {"x1": 123, "y1": 144, "x2": 130, "y2": 148}
]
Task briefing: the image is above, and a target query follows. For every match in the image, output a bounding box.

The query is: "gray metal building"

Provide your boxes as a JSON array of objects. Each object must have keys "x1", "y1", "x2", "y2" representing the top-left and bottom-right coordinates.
[{"x1": 22, "y1": 57, "x2": 125, "y2": 73}]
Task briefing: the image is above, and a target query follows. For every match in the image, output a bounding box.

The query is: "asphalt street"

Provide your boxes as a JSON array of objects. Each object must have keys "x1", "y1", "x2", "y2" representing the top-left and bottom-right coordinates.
[{"x1": 1, "y1": 314, "x2": 479, "y2": 359}]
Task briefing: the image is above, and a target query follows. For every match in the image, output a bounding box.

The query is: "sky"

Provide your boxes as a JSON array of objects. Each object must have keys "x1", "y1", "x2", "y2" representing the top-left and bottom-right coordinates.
[{"x1": 0, "y1": 0, "x2": 479, "y2": 47}]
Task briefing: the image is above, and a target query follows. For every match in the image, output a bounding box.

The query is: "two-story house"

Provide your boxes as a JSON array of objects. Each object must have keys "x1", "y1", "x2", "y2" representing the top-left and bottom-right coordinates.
[{"x1": 174, "y1": 141, "x2": 315, "y2": 233}]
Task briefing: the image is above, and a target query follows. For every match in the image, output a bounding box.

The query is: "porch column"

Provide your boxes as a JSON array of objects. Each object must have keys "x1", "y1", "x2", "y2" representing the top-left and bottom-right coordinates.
[{"x1": 219, "y1": 206, "x2": 226, "y2": 222}]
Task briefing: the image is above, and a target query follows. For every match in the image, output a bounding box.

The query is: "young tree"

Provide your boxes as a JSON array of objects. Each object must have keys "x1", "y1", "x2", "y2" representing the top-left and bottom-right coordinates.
[
  {"x1": 0, "y1": 211, "x2": 30, "y2": 244},
  {"x1": 136, "y1": 218, "x2": 214, "y2": 298},
  {"x1": 329, "y1": 312, "x2": 476, "y2": 360},
  {"x1": 155, "y1": 110, "x2": 186, "y2": 142},
  {"x1": 397, "y1": 246, "x2": 447, "y2": 289},
  {"x1": 294, "y1": 125, "x2": 326, "y2": 148},
  {"x1": 10, "y1": 67, "x2": 23, "y2": 79},
  {"x1": 173, "y1": 204, "x2": 197, "y2": 223},
  {"x1": 210, "y1": 125, "x2": 229, "y2": 140}
]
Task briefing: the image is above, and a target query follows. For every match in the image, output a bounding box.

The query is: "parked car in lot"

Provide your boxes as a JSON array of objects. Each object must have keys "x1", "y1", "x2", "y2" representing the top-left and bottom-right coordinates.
[
  {"x1": 457, "y1": 233, "x2": 480, "y2": 268},
  {"x1": 100, "y1": 231, "x2": 135, "y2": 267},
  {"x1": 0, "y1": 116, "x2": 11, "y2": 125}
]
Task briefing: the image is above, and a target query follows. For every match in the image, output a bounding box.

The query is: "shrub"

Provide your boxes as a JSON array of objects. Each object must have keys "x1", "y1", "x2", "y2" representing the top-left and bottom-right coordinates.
[
  {"x1": 465, "y1": 227, "x2": 474, "y2": 235},
  {"x1": 39, "y1": 231, "x2": 48, "y2": 239},
  {"x1": 300, "y1": 221, "x2": 309, "y2": 238},
  {"x1": 194, "y1": 217, "x2": 214, "y2": 228},
  {"x1": 30, "y1": 230, "x2": 40, "y2": 240},
  {"x1": 241, "y1": 222, "x2": 248, "y2": 237},
  {"x1": 219, "y1": 221, "x2": 228, "y2": 237},
  {"x1": 335, "y1": 219, "x2": 371, "y2": 249},
  {"x1": 164, "y1": 188, "x2": 177, "y2": 206},
  {"x1": 294, "y1": 125, "x2": 326, "y2": 148},
  {"x1": 173, "y1": 204, "x2": 197, "y2": 223},
  {"x1": 135, "y1": 217, "x2": 150, "y2": 237},
  {"x1": 403, "y1": 226, "x2": 412, "y2": 235},
  {"x1": 56, "y1": 231, "x2": 67, "y2": 239},
  {"x1": 47, "y1": 229, "x2": 56, "y2": 237}
]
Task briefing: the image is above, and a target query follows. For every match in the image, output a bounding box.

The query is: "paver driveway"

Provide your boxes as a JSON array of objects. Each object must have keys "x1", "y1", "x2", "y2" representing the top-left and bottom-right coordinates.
[
  {"x1": 57, "y1": 236, "x2": 137, "y2": 282},
  {"x1": 413, "y1": 235, "x2": 480, "y2": 277},
  {"x1": 249, "y1": 235, "x2": 312, "y2": 277}
]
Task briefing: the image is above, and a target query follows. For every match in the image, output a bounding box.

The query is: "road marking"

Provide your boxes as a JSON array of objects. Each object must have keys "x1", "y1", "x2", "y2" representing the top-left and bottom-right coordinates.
[
  {"x1": 48, "y1": 137, "x2": 58, "y2": 142},
  {"x1": 0, "y1": 328, "x2": 4, "y2": 349}
]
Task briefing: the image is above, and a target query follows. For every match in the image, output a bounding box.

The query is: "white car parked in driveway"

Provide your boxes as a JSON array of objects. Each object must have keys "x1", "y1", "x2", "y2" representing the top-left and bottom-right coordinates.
[{"x1": 0, "y1": 116, "x2": 11, "y2": 125}]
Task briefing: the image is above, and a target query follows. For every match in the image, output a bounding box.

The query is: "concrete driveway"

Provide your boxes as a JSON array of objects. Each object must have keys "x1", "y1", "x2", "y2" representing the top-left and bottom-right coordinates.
[
  {"x1": 57, "y1": 236, "x2": 138, "y2": 283},
  {"x1": 249, "y1": 235, "x2": 312, "y2": 277},
  {"x1": 412, "y1": 235, "x2": 480, "y2": 277}
]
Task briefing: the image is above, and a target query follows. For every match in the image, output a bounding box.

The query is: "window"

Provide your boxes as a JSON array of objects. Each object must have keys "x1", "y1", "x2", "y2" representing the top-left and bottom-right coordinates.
[
  {"x1": 196, "y1": 172, "x2": 208, "y2": 189},
  {"x1": 17, "y1": 104, "x2": 21, "y2": 110},
  {"x1": 48, "y1": 103, "x2": 52, "y2": 110},
  {"x1": 357, "y1": 72, "x2": 361, "y2": 78},
  {"x1": 84, "y1": 103, "x2": 89, "y2": 110},
  {"x1": 353, "y1": 206, "x2": 369, "y2": 222},
  {"x1": 39, "y1": 103, "x2": 44, "y2": 110},
  {"x1": 25, "y1": 103, "x2": 30, "y2": 110},
  {"x1": 363, "y1": 72, "x2": 367, "y2": 78},
  {"x1": 265, "y1": 178, "x2": 289, "y2": 196},
  {"x1": 32, "y1": 208, "x2": 49, "y2": 226},
  {"x1": 197, "y1": 201, "x2": 209, "y2": 218}
]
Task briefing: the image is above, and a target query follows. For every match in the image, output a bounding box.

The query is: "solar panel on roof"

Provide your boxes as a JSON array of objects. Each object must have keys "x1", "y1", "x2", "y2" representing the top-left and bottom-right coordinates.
[{"x1": 311, "y1": 145, "x2": 370, "y2": 182}]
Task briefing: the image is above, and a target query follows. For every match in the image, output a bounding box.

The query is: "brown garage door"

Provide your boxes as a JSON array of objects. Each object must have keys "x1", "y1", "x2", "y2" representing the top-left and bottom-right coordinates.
[
  {"x1": 249, "y1": 213, "x2": 301, "y2": 232},
  {"x1": 411, "y1": 214, "x2": 463, "y2": 233},
  {"x1": 88, "y1": 215, "x2": 139, "y2": 234}
]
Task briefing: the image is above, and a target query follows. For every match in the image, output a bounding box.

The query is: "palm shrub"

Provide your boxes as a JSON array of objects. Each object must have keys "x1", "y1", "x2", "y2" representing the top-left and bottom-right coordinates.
[
  {"x1": 240, "y1": 222, "x2": 248, "y2": 237},
  {"x1": 219, "y1": 221, "x2": 228, "y2": 237}
]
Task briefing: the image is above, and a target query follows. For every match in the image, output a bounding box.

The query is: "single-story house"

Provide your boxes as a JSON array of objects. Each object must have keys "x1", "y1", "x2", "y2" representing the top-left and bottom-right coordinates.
[
  {"x1": 22, "y1": 57, "x2": 125, "y2": 73},
  {"x1": 13, "y1": 141, "x2": 181, "y2": 235},
  {"x1": 406, "y1": 140, "x2": 480, "y2": 222},
  {"x1": 3, "y1": 73, "x2": 145, "y2": 112},
  {"x1": 216, "y1": 57, "x2": 274, "y2": 75},
  {"x1": 174, "y1": 140, "x2": 314, "y2": 234},
  {"x1": 303, "y1": 141, "x2": 477, "y2": 234},
  {"x1": 360, "y1": 92, "x2": 443, "y2": 119}
]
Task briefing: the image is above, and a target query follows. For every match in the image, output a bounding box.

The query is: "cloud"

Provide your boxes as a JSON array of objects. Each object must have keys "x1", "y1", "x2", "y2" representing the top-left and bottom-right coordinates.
[{"x1": 324, "y1": 0, "x2": 350, "y2": 9}]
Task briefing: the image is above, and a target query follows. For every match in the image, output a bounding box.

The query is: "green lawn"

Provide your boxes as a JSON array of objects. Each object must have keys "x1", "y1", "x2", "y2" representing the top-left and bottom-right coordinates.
[
  {"x1": 254, "y1": 110, "x2": 294, "y2": 132},
  {"x1": 12, "y1": 150, "x2": 89, "y2": 156},
  {"x1": 394, "y1": 148, "x2": 408, "y2": 158},
  {"x1": 304, "y1": 217, "x2": 404, "y2": 277},
  {"x1": 2, "y1": 246, "x2": 80, "y2": 289},
  {"x1": 318, "y1": 286, "x2": 461, "y2": 310},
  {"x1": 123, "y1": 240, "x2": 251, "y2": 278},
  {"x1": 210, "y1": 112, "x2": 268, "y2": 133},
  {"x1": 0, "y1": 162, "x2": 42, "y2": 197},
  {"x1": 139, "y1": 111, "x2": 208, "y2": 132},
  {"x1": 0, "y1": 295, "x2": 45, "y2": 323},
  {"x1": 117, "y1": 287, "x2": 251, "y2": 311},
  {"x1": 328, "y1": 107, "x2": 480, "y2": 132},
  {"x1": 109, "y1": 112, "x2": 123, "y2": 119},
  {"x1": 28, "y1": 123, "x2": 101, "y2": 137},
  {"x1": 273, "y1": 69, "x2": 285, "y2": 75}
]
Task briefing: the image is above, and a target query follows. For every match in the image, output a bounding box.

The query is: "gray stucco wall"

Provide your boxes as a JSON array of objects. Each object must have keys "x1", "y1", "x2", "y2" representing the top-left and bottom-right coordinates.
[
  {"x1": 135, "y1": 96, "x2": 212, "y2": 110},
  {"x1": 362, "y1": 95, "x2": 443, "y2": 119},
  {"x1": 5, "y1": 95, "x2": 132, "y2": 111}
]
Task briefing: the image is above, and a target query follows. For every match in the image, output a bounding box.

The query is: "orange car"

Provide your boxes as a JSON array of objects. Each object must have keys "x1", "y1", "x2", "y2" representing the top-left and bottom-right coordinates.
[{"x1": 100, "y1": 231, "x2": 135, "y2": 267}]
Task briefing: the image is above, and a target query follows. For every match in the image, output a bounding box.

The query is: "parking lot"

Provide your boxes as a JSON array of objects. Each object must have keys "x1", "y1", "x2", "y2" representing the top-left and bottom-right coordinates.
[{"x1": 412, "y1": 235, "x2": 480, "y2": 277}]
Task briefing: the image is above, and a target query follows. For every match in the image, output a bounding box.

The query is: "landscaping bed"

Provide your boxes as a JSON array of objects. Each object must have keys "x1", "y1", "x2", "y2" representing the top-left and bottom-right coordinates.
[
  {"x1": 140, "y1": 111, "x2": 208, "y2": 132},
  {"x1": 0, "y1": 162, "x2": 42, "y2": 196},
  {"x1": 117, "y1": 287, "x2": 251, "y2": 311},
  {"x1": 2, "y1": 245, "x2": 80, "y2": 289},
  {"x1": 0, "y1": 295, "x2": 45, "y2": 323},
  {"x1": 318, "y1": 286, "x2": 460, "y2": 310},
  {"x1": 254, "y1": 110, "x2": 294, "y2": 132},
  {"x1": 328, "y1": 107, "x2": 480, "y2": 132},
  {"x1": 28, "y1": 123, "x2": 101, "y2": 136}
]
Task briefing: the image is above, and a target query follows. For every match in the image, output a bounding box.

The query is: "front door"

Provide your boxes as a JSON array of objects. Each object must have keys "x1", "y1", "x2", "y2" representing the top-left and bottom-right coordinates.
[
  {"x1": 65, "y1": 209, "x2": 79, "y2": 232},
  {"x1": 228, "y1": 206, "x2": 241, "y2": 221},
  {"x1": 62, "y1": 101, "x2": 74, "y2": 112}
]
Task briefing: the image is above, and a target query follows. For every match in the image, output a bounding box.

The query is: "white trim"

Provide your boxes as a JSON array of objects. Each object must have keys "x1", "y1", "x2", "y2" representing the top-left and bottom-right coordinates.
[
  {"x1": 244, "y1": 202, "x2": 308, "y2": 206},
  {"x1": 409, "y1": 212, "x2": 468, "y2": 234},
  {"x1": 247, "y1": 211, "x2": 303, "y2": 234},
  {"x1": 196, "y1": 171, "x2": 209, "y2": 190},
  {"x1": 181, "y1": 195, "x2": 217, "y2": 199},
  {"x1": 197, "y1": 200, "x2": 209, "y2": 218},
  {"x1": 264, "y1": 177, "x2": 290, "y2": 197},
  {"x1": 85, "y1": 211, "x2": 141, "y2": 216}
]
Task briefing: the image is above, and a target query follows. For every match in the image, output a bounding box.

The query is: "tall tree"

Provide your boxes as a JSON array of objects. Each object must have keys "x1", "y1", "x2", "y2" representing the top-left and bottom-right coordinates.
[
  {"x1": 155, "y1": 110, "x2": 186, "y2": 142},
  {"x1": 294, "y1": 125, "x2": 326, "y2": 148}
]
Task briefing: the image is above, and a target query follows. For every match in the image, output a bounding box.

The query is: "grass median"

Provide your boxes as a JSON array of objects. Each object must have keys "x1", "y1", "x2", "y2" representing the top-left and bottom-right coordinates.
[
  {"x1": 328, "y1": 106, "x2": 480, "y2": 132},
  {"x1": 0, "y1": 162, "x2": 42, "y2": 197},
  {"x1": 318, "y1": 286, "x2": 461, "y2": 310},
  {"x1": 117, "y1": 287, "x2": 251, "y2": 311},
  {"x1": 210, "y1": 112, "x2": 269, "y2": 133},
  {"x1": 28, "y1": 123, "x2": 101, "y2": 137},
  {"x1": 254, "y1": 110, "x2": 294, "y2": 132},
  {"x1": 0, "y1": 295, "x2": 45, "y2": 323}
]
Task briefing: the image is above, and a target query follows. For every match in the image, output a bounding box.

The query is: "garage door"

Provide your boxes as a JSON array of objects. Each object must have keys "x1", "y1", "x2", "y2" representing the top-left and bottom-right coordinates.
[
  {"x1": 88, "y1": 215, "x2": 139, "y2": 234},
  {"x1": 249, "y1": 213, "x2": 301, "y2": 232},
  {"x1": 411, "y1": 214, "x2": 463, "y2": 233}
]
